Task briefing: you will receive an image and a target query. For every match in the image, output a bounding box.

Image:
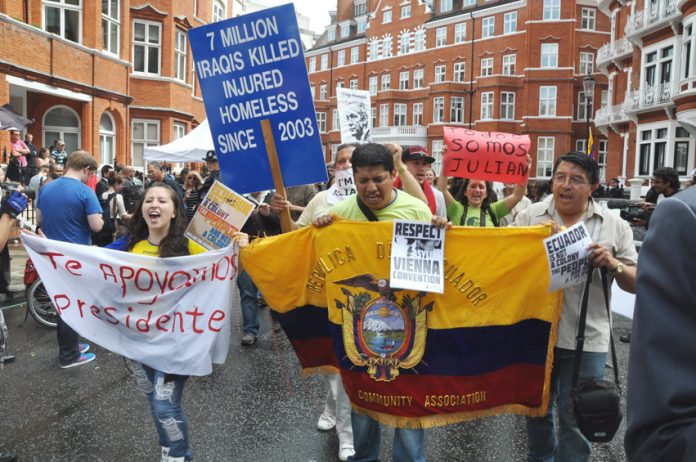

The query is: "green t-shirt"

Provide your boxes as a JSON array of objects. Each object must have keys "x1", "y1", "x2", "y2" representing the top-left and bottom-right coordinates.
[
  {"x1": 329, "y1": 189, "x2": 432, "y2": 222},
  {"x1": 446, "y1": 199, "x2": 510, "y2": 227}
]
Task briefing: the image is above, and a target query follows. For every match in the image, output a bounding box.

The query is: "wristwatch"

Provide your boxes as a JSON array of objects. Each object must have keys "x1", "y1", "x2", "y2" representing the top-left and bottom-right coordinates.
[{"x1": 609, "y1": 262, "x2": 624, "y2": 276}]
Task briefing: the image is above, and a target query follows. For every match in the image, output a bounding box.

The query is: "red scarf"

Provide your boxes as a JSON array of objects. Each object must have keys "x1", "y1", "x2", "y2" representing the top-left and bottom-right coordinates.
[{"x1": 394, "y1": 176, "x2": 436, "y2": 214}]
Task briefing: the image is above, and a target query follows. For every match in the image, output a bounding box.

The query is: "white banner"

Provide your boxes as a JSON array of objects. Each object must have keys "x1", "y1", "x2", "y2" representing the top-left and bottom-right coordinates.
[{"x1": 22, "y1": 234, "x2": 238, "y2": 376}]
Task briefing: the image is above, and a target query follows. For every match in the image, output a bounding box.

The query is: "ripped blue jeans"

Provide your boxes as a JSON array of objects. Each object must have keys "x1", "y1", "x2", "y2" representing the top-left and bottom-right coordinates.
[{"x1": 130, "y1": 360, "x2": 192, "y2": 460}]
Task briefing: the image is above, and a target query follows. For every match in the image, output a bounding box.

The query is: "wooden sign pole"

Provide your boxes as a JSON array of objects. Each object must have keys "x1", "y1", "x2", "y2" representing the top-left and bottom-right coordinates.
[{"x1": 261, "y1": 119, "x2": 293, "y2": 233}]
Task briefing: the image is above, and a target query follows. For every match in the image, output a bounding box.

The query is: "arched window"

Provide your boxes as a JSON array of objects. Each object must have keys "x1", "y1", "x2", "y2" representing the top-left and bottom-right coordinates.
[
  {"x1": 212, "y1": 0, "x2": 226, "y2": 22},
  {"x1": 100, "y1": 112, "x2": 116, "y2": 165},
  {"x1": 43, "y1": 106, "x2": 81, "y2": 155}
]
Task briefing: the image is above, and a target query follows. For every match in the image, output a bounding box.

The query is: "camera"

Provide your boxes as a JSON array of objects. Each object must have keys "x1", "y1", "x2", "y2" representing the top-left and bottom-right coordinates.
[
  {"x1": 606, "y1": 199, "x2": 652, "y2": 223},
  {"x1": 0, "y1": 182, "x2": 21, "y2": 194}
]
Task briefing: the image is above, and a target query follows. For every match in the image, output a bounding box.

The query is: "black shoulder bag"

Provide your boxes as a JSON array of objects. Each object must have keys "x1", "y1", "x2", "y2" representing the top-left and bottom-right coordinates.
[
  {"x1": 356, "y1": 195, "x2": 379, "y2": 222},
  {"x1": 571, "y1": 268, "x2": 622, "y2": 443}
]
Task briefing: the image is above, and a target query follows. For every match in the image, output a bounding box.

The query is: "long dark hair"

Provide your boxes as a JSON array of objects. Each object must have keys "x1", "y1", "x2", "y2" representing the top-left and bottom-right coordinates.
[
  {"x1": 125, "y1": 182, "x2": 190, "y2": 258},
  {"x1": 453, "y1": 179, "x2": 496, "y2": 208}
]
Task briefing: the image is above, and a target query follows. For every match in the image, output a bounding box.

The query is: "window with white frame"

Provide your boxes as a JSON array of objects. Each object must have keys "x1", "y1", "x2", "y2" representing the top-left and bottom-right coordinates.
[
  {"x1": 357, "y1": 17, "x2": 367, "y2": 33},
  {"x1": 327, "y1": 27, "x2": 336, "y2": 41},
  {"x1": 369, "y1": 76, "x2": 378, "y2": 95},
  {"x1": 355, "y1": 0, "x2": 367, "y2": 16},
  {"x1": 451, "y1": 96, "x2": 465, "y2": 123},
  {"x1": 310, "y1": 85, "x2": 315, "y2": 99},
  {"x1": 643, "y1": 45, "x2": 673, "y2": 101},
  {"x1": 173, "y1": 122, "x2": 186, "y2": 140},
  {"x1": 455, "y1": 23, "x2": 466, "y2": 43},
  {"x1": 502, "y1": 54, "x2": 516, "y2": 75},
  {"x1": 383, "y1": 35, "x2": 393, "y2": 58},
  {"x1": 175, "y1": 29, "x2": 187, "y2": 82},
  {"x1": 454, "y1": 62, "x2": 466, "y2": 82},
  {"x1": 337, "y1": 81, "x2": 345, "y2": 89},
  {"x1": 319, "y1": 84, "x2": 327, "y2": 100},
  {"x1": 383, "y1": 9, "x2": 392, "y2": 24},
  {"x1": 480, "y1": 57, "x2": 494, "y2": 76},
  {"x1": 321, "y1": 54, "x2": 328, "y2": 70},
  {"x1": 543, "y1": 0, "x2": 560, "y2": 20},
  {"x1": 581, "y1": 8, "x2": 596, "y2": 30},
  {"x1": 433, "y1": 97, "x2": 445, "y2": 123},
  {"x1": 401, "y1": 5, "x2": 411, "y2": 18},
  {"x1": 539, "y1": 86, "x2": 557, "y2": 116},
  {"x1": 133, "y1": 21, "x2": 161, "y2": 75},
  {"x1": 683, "y1": 23, "x2": 696, "y2": 81},
  {"x1": 536, "y1": 136, "x2": 555, "y2": 177},
  {"x1": 212, "y1": 0, "x2": 226, "y2": 22},
  {"x1": 394, "y1": 104, "x2": 407, "y2": 126},
  {"x1": 350, "y1": 79, "x2": 359, "y2": 90},
  {"x1": 674, "y1": 126, "x2": 692, "y2": 175},
  {"x1": 501, "y1": 92, "x2": 515, "y2": 120},
  {"x1": 541, "y1": 43, "x2": 559, "y2": 68},
  {"x1": 99, "y1": 112, "x2": 115, "y2": 165},
  {"x1": 431, "y1": 139, "x2": 444, "y2": 173},
  {"x1": 462, "y1": 0, "x2": 475, "y2": 5},
  {"x1": 577, "y1": 91, "x2": 594, "y2": 120},
  {"x1": 316, "y1": 112, "x2": 327, "y2": 132},
  {"x1": 132, "y1": 120, "x2": 159, "y2": 169},
  {"x1": 102, "y1": 0, "x2": 119, "y2": 54},
  {"x1": 413, "y1": 102, "x2": 423, "y2": 125},
  {"x1": 400, "y1": 31, "x2": 411, "y2": 54},
  {"x1": 504, "y1": 12, "x2": 517, "y2": 34},
  {"x1": 381, "y1": 74, "x2": 391, "y2": 90},
  {"x1": 400, "y1": 71, "x2": 409, "y2": 90},
  {"x1": 435, "y1": 65, "x2": 446, "y2": 83},
  {"x1": 579, "y1": 52, "x2": 594, "y2": 75},
  {"x1": 380, "y1": 103, "x2": 390, "y2": 127},
  {"x1": 44, "y1": 0, "x2": 82, "y2": 43},
  {"x1": 372, "y1": 107, "x2": 377, "y2": 128},
  {"x1": 414, "y1": 69, "x2": 424, "y2": 88},
  {"x1": 597, "y1": 139, "x2": 607, "y2": 181},
  {"x1": 309, "y1": 56, "x2": 316, "y2": 72},
  {"x1": 369, "y1": 40, "x2": 379, "y2": 60},
  {"x1": 332, "y1": 109, "x2": 339, "y2": 131},
  {"x1": 436, "y1": 27, "x2": 447, "y2": 47},
  {"x1": 480, "y1": 92, "x2": 494, "y2": 120},
  {"x1": 482, "y1": 17, "x2": 495, "y2": 38},
  {"x1": 441, "y1": 0, "x2": 453, "y2": 12},
  {"x1": 340, "y1": 23, "x2": 350, "y2": 38},
  {"x1": 414, "y1": 28, "x2": 425, "y2": 51},
  {"x1": 638, "y1": 127, "x2": 668, "y2": 175},
  {"x1": 351, "y1": 46, "x2": 359, "y2": 63},
  {"x1": 337, "y1": 49, "x2": 346, "y2": 66}
]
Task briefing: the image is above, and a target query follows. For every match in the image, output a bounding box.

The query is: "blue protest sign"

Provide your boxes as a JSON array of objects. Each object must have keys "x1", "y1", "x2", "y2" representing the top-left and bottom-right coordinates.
[{"x1": 189, "y1": 3, "x2": 326, "y2": 194}]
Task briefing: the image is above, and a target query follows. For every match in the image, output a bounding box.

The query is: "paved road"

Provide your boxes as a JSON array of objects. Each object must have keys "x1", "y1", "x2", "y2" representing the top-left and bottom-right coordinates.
[{"x1": 1, "y1": 243, "x2": 633, "y2": 462}]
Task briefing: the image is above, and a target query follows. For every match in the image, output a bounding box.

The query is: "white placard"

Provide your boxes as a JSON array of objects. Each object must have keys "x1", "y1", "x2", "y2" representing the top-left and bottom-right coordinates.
[
  {"x1": 544, "y1": 222, "x2": 592, "y2": 291},
  {"x1": 389, "y1": 220, "x2": 445, "y2": 294},
  {"x1": 326, "y1": 168, "x2": 356, "y2": 205},
  {"x1": 337, "y1": 87, "x2": 372, "y2": 143}
]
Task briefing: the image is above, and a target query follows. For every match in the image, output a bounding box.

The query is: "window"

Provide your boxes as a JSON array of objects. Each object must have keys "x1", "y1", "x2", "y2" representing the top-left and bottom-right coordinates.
[
  {"x1": 579, "y1": 52, "x2": 594, "y2": 75},
  {"x1": 440, "y1": 0, "x2": 453, "y2": 12},
  {"x1": 536, "y1": 137, "x2": 555, "y2": 177},
  {"x1": 380, "y1": 103, "x2": 390, "y2": 127},
  {"x1": 674, "y1": 126, "x2": 691, "y2": 176},
  {"x1": 482, "y1": 17, "x2": 495, "y2": 38},
  {"x1": 431, "y1": 139, "x2": 444, "y2": 174},
  {"x1": 682, "y1": 23, "x2": 696, "y2": 81},
  {"x1": 357, "y1": 17, "x2": 367, "y2": 33},
  {"x1": 598, "y1": 139, "x2": 607, "y2": 181},
  {"x1": 413, "y1": 69, "x2": 424, "y2": 88},
  {"x1": 480, "y1": 57, "x2": 493, "y2": 76},
  {"x1": 454, "y1": 23, "x2": 466, "y2": 43},
  {"x1": 414, "y1": 28, "x2": 425, "y2": 51},
  {"x1": 212, "y1": 0, "x2": 226, "y2": 22},
  {"x1": 400, "y1": 71, "x2": 409, "y2": 90},
  {"x1": 319, "y1": 84, "x2": 327, "y2": 100},
  {"x1": 310, "y1": 85, "x2": 315, "y2": 99},
  {"x1": 372, "y1": 107, "x2": 377, "y2": 128},
  {"x1": 369, "y1": 40, "x2": 379, "y2": 60},
  {"x1": 355, "y1": 0, "x2": 367, "y2": 16},
  {"x1": 454, "y1": 62, "x2": 466, "y2": 82},
  {"x1": 539, "y1": 86, "x2": 557, "y2": 116},
  {"x1": 581, "y1": 8, "x2": 596, "y2": 30},
  {"x1": 337, "y1": 49, "x2": 346, "y2": 66},
  {"x1": 462, "y1": 0, "x2": 475, "y2": 4},
  {"x1": 369, "y1": 76, "x2": 378, "y2": 95},
  {"x1": 401, "y1": 5, "x2": 411, "y2": 18},
  {"x1": 480, "y1": 92, "x2": 494, "y2": 120},
  {"x1": 541, "y1": 43, "x2": 558, "y2": 68},
  {"x1": 543, "y1": 0, "x2": 560, "y2": 20},
  {"x1": 450, "y1": 96, "x2": 465, "y2": 123},
  {"x1": 638, "y1": 127, "x2": 668, "y2": 175},
  {"x1": 175, "y1": 29, "x2": 187, "y2": 82},
  {"x1": 394, "y1": 104, "x2": 407, "y2": 126},
  {"x1": 504, "y1": 12, "x2": 517, "y2": 34},
  {"x1": 316, "y1": 112, "x2": 327, "y2": 132},
  {"x1": 643, "y1": 45, "x2": 674, "y2": 103},
  {"x1": 340, "y1": 23, "x2": 350, "y2": 38},
  {"x1": 102, "y1": 0, "x2": 119, "y2": 54},
  {"x1": 383, "y1": 9, "x2": 392, "y2": 24},
  {"x1": 99, "y1": 112, "x2": 115, "y2": 165},
  {"x1": 321, "y1": 54, "x2": 328, "y2": 70},
  {"x1": 332, "y1": 109, "x2": 339, "y2": 131},
  {"x1": 173, "y1": 122, "x2": 186, "y2": 140},
  {"x1": 501, "y1": 92, "x2": 515, "y2": 120},
  {"x1": 309, "y1": 56, "x2": 316, "y2": 72},
  {"x1": 577, "y1": 91, "x2": 594, "y2": 120},
  {"x1": 400, "y1": 31, "x2": 411, "y2": 54},
  {"x1": 435, "y1": 65, "x2": 446, "y2": 83},
  {"x1": 132, "y1": 119, "x2": 159, "y2": 169},
  {"x1": 327, "y1": 27, "x2": 336, "y2": 41},
  {"x1": 133, "y1": 21, "x2": 161, "y2": 75},
  {"x1": 436, "y1": 27, "x2": 447, "y2": 47},
  {"x1": 351, "y1": 47, "x2": 359, "y2": 64},
  {"x1": 350, "y1": 79, "x2": 359, "y2": 90},
  {"x1": 381, "y1": 74, "x2": 391, "y2": 90},
  {"x1": 433, "y1": 97, "x2": 445, "y2": 123},
  {"x1": 382, "y1": 35, "x2": 393, "y2": 58},
  {"x1": 337, "y1": 81, "x2": 345, "y2": 89},
  {"x1": 502, "y1": 54, "x2": 516, "y2": 75},
  {"x1": 44, "y1": 0, "x2": 82, "y2": 43},
  {"x1": 413, "y1": 102, "x2": 423, "y2": 125}
]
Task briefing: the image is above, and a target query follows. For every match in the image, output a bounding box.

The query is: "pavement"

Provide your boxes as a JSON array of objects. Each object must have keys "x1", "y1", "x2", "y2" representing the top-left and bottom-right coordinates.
[{"x1": 0, "y1": 240, "x2": 634, "y2": 462}]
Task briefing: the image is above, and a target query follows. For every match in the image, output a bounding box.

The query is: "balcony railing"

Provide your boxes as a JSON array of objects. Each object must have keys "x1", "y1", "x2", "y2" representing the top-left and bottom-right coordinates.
[
  {"x1": 597, "y1": 37, "x2": 633, "y2": 69},
  {"x1": 371, "y1": 125, "x2": 428, "y2": 137},
  {"x1": 626, "y1": 0, "x2": 679, "y2": 36},
  {"x1": 595, "y1": 103, "x2": 630, "y2": 126},
  {"x1": 628, "y1": 83, "x2": 675, "y2": 110}
]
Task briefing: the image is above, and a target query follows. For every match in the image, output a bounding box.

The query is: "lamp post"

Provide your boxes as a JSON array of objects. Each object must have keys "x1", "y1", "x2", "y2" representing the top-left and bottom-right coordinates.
[{"x1": 583, "y1": 73, "x2": 596, "y2": 154}]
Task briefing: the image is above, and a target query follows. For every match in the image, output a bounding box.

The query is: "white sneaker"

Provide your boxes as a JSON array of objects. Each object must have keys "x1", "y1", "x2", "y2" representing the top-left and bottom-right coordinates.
[
  {"x1": 160, "y1": 447, "x2": 170, "y2": 462},
  {"x1": 316, "y1": 410, "x2": 336, "y2": 431},
  {"x1": 339, "y1": 446, "x2": 355, "y2": 461}
]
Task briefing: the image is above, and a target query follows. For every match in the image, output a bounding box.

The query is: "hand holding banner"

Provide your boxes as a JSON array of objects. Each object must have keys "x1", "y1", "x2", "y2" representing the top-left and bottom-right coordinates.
[{"x1": 443, "y1": 127, "x2": 531, "y2": 185}]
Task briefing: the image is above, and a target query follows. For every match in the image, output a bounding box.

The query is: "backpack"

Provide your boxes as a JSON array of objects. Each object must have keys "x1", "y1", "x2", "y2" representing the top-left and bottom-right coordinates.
[{"x1": 100, "y1": 192, "x2": 117, "y2": 235}]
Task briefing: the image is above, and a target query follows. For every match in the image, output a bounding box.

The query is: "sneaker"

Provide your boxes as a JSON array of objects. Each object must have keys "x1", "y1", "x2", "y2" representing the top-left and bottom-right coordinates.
[
  {"x1": 339, "y1": 446, "x2": 355, "y2": 462},
  {"x1": 60, "y1": 353, "x2": 96, "y2": 369},
  {"x1": 79, "y1": 343, "x2": 90, "y2": 354},
  {"x1": 316, "y1": 410, "x2": 336, "y2": 431},
  {"x1": 620, "y1": 333, "x2": 631, "y2": 343},
  {"x1": 241, "y1": 333, "x2": 257, "y2": 346}
]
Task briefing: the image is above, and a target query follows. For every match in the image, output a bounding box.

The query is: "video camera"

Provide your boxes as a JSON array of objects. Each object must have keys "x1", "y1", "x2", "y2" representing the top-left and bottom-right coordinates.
[
  {"x1": 0, "y1": 182, "x2": 21, "y2": 194},
  {"x1": 606, "y1": 199, "x2": 653, "y2": 223}
]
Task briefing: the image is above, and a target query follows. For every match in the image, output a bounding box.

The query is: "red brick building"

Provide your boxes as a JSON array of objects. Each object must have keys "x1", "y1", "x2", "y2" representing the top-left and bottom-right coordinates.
[
  {"x1": 306, "y1": 0, "x2": 614, "y2": 182},
  {"x1": 596, "y1": 0, "x2": 695, "y2": 190},
  {"x1": 1, "y1": 0, "x2": 241, "y2": 170}
]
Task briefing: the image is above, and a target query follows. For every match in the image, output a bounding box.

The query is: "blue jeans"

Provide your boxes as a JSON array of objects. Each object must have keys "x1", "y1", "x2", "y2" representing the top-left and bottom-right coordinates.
[
  {"x1": 130, "y1": 361, "x2": 192, "y2": 460},
  {"x1": 57, "y1": 315, "x2": 80, "y2": 365},
  {"x1": 349, "y1": 410, "x2": 425, "y2": 462},
  {"x1": 237, "y1": 270, "x2": 259, "y2": 336},
  {"x1": 526, "y1": 348, "x2": 607, "y2": 462}
]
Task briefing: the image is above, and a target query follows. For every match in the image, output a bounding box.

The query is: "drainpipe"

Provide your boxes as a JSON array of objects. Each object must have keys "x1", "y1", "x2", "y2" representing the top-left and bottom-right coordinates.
[{"x1": 468, "y1": 11, "x2": 476, "y2": 129}]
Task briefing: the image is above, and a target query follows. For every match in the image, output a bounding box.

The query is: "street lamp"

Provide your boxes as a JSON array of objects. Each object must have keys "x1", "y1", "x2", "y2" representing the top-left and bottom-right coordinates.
[{"x1": 583, "y1": 73, "x2": 596, "y2": 155}]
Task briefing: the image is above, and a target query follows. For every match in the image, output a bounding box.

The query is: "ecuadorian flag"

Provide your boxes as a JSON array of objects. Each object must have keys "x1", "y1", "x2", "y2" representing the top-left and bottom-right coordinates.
[
  {"x1": 587, "y1": 131, "x2": 597, "y2": 159},
  {"x1": 240, "y1": 220, "x2": 562, "y2": 428}
]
